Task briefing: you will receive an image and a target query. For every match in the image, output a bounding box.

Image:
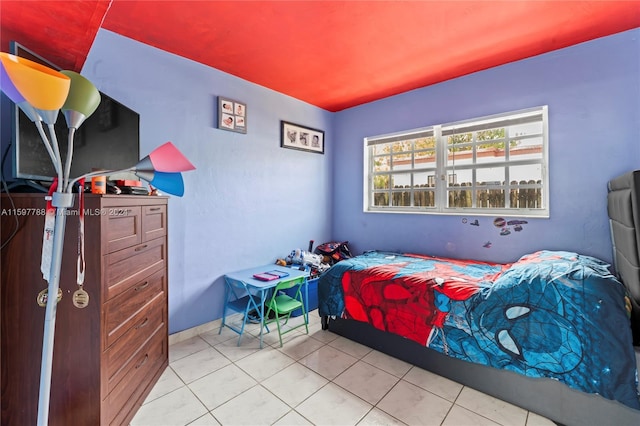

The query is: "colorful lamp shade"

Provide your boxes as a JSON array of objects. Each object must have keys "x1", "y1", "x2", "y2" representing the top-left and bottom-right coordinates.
[
  {"x1": 135, "y1": 142, "x2": 196, "y2": 173},
  {"x1": 0, "y1": 61, "x2": 40, "y2": 122},
  {"x1": 130, "y1": 142, "x2": 195, "y2": 197},
  {"x1": 0, "y1": 53, "x2": 70, "y2": 119},
  {"x1": 135, "y1": 170, "x2": 185, "y2": 197},
  {"x1": 60, "y1": 71, "x2": 101, "y2": 129}
]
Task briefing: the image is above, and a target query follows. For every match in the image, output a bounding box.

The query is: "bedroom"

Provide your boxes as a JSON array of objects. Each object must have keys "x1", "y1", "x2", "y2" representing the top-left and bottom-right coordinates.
[{"x1": 0, "y1": 1, "x2": 639, "y2": 425}]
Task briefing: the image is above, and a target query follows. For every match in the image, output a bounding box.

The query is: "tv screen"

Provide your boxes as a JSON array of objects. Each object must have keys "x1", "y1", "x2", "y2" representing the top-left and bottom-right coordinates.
[{"x1": 8, "y1": 42, "x2": 140, "y2": 185}]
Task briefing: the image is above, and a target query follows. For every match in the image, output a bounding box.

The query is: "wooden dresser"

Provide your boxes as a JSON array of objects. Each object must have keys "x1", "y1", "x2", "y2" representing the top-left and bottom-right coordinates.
[{"x1": 1, "y1": 193, "x2": 169, "y2": 425}]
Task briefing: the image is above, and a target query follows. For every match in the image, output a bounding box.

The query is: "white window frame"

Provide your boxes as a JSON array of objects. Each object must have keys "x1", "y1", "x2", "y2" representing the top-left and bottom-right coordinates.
[{"x1": 363, "y1": 106, "x2": 549, "y2": 218}]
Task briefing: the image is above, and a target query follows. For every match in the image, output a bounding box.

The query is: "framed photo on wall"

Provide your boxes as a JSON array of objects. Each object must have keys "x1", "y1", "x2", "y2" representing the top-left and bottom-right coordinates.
[
  {"x1": 280, "y1": 121, "x2": 324, "y2": 154},
  {"x1": 218, "y1": 97, "x2": 247, "y2": 134}
]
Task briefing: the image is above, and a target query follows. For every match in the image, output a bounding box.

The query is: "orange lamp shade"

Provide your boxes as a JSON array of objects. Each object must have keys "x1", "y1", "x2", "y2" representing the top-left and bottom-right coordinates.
[{"x1": 0, "y1": 52, "x2": 70, "y2": 110}]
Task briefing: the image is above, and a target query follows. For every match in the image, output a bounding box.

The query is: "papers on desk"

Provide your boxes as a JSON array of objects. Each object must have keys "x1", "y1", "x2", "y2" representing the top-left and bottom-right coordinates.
[{"x1": 252, "y1": 270, "x2": 290, "y2": 281}]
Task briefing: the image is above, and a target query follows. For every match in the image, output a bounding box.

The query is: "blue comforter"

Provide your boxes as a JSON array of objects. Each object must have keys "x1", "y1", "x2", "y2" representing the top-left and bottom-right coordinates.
[{"x1": 318, "y1": 250, "x2": 640, "y2": 409}]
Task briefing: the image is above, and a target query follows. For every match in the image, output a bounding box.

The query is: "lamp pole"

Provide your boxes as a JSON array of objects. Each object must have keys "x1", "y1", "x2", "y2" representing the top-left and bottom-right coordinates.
[{"x1": 37, "y1": 191, "x2": 74, "y2": 426}]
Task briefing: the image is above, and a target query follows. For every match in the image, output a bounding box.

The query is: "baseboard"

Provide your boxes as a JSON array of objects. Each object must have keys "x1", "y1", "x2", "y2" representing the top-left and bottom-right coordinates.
[{"x1": 169, "y1": 318, "x2": 222, "y2": 346}]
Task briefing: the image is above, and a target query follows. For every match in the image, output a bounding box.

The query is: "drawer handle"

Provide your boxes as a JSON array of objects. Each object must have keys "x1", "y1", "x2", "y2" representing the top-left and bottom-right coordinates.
[
  {"x1": 135, "y1": 244, "x2": 148, "y2": 252},
  {"x1": 135, "y1": 281, "x2": 150, "y2": 291},
  {"x1": 149, "y1": 207, "x2": 161, "y2": 211},
  {"x1": 136, "y1": 318, "x2": 150, "y2": 329},
  {"x1": 136, "y1": 354, "x2": 149, "y2": 369}
]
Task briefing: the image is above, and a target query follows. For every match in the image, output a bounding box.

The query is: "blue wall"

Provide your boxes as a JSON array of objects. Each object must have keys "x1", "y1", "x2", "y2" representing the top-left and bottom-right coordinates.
[
  {"x1": 83, "y1": 30, "x2": 333, "y2": 333},
  {"x1": 3, "y1": 28, "x2": 638, "y2": 335},
  {"x1": 332, "y1": 28, "x2": 640, "y2": 265}
]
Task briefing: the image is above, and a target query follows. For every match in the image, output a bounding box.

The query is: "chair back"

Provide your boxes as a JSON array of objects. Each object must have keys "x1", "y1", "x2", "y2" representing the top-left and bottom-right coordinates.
[
  {"x1": 274, "y1": 276, "x2": 305, "y2": 292},
  {"x1": 225, "y1": 277, "x2": 251, "y2": 299}
]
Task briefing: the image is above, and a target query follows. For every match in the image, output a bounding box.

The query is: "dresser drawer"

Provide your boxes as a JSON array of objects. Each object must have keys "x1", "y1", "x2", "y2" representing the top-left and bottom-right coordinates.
[
  {"x1": 104, "y1": 268, "x2": 166, "y2": 348},
  {"x1": 105, "y1": 298, "x2": 166, "y2": 394},
  {"x1": 104, "y1": 329, "x2": 167, "y2": 426},
  {"x1": 105, "y1": 237, "x2": 166, "y2": 300},
  {"x1": 142, "y1": 205, "x2": 167, "y2": 241},
  {"x1": 104, "y1": 206, "x2": 142, "y2": 253}
]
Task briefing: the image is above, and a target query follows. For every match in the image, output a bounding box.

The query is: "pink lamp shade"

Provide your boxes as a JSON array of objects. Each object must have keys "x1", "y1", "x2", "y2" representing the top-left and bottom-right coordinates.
[
  {"x1": 150, "y1": 142, "x2": 196, "y2": 172},
  {"x1": 135, "y1": 142, "x2": 196, "y2": 173}
]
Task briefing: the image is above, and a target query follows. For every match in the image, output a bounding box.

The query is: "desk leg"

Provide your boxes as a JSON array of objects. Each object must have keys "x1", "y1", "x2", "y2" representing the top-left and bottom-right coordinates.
[
  {"x1": 258, "y1": 289, "x2": 266, "y2": 348},
  {"x1": 304, "y1": 279, "x2": 309, "y2": 325},
  {"x1": 219, "y1": 280, "x2": 229, "y2": 334}
]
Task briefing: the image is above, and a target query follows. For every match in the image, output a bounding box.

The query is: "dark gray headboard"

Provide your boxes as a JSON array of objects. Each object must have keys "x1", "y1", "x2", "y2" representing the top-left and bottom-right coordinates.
[{"x1": 607, "y1": 170, "x2": 640, "y2": 344}]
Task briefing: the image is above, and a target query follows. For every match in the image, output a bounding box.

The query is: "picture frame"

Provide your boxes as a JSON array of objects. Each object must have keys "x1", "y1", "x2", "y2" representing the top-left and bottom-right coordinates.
[
  {"x1": 280, "y1": 121, "x2": 324, "y2": 154},
  {"x1": 218, "y1": 97, "x2": 247, "y2": 134}
]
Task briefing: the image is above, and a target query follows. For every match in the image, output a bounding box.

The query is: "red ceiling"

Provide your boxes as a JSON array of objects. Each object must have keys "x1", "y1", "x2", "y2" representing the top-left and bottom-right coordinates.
[{"x1": 1, "y1": 1, "x2": 639, "y2": 111}]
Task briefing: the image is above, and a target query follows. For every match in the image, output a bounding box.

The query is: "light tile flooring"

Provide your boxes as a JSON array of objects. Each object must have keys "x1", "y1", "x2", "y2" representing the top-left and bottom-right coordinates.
[{"x1": 131, "y1": 310, "x2": 556, "y2": 426}]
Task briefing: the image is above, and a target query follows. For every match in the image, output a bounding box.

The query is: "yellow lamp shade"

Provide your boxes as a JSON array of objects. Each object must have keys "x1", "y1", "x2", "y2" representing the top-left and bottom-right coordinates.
[{"x1": 0, "y1": 52, "x2": 70, "y2": 110}]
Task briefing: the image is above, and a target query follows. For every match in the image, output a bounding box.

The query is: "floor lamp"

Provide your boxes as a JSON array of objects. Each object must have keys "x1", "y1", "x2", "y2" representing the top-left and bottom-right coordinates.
[{"x1": 0, "y1": 52, "x2": 195, "y2": 425}]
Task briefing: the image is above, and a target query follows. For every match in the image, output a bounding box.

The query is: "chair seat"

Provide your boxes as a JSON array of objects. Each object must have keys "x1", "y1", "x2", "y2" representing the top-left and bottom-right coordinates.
[{"x1": 269, "y1": 294, "x2": 302, "y2": 313}]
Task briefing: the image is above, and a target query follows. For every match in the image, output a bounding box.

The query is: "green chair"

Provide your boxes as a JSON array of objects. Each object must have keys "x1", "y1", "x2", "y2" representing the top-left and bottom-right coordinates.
[{"x1": 264, "y1": 276, "x2": 308, "y2": 347}]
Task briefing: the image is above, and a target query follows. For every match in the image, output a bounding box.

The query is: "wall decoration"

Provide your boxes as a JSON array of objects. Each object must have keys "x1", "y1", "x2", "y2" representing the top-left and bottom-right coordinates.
[
  {"x1": 280, "y1": 121, "x2": 324, "y2": 154},
  {"x1": 218, "y1": 97, "x2": 247, "y2": 134}
]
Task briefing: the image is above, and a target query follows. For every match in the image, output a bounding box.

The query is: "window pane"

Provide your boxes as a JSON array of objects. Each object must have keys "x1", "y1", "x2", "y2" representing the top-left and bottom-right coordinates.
[
  {"x1": 391, "y1": 173, "x2": 411, "y2": 189},
  {"x1": 477, "y1": 128, "x2": 505, "y2": 141},
  {"x1": 392, "y1": 152, "x2": 412, "y2": 170},
  {"x1": 476, "y1": 185, "x2": 506, "y2": 208},
  {"x1": 509, "y1": 179, "x2": 543, "y2": 209},
  {"x1": 372, "y1": 144, "x2": 390, "y2": 156},
  {"x1": 477, "y1": 167, "x2": 505, "y2": 185},
  {"x1": 510, "y1": 164, "x2": 542, "y2": 183},
  {"x1": 414, "y1": 171, "x2": 435, "y2": 187},
  {"x1": 415, "y1": 149, "x2": 436, "y2": 168},
  {"x1": 476, "y1": 139, "x2": 506, "y2": 163},
  {"x1": 510, "y1": 121, "x2": 542, "y2": 137},
  {"x1": 391, "y1": 141, "x2": 411, "y2": 153},
  {"x1": 512, "y1": 136, "x2": 543, "y2": 161},
  {"x1": 447, "y1": 183, "x2": 472, "y2": 207},
  {"x1": 373, "y1": 155, "x2": 390, "y2": 172},
  {"x1": 415, "y1": 136, "x2": 436, "y2": 150},
  {"x1": 373, "y1": 175, "x2": 390, "y2": 190},
  {"x1": 373, "y1": 193, "x2": 389, "y2": 206},
  {"x1": 392, "y1": 190, "x2": 411, "y2": 206},
  {"x1": 414, "y1": 172, "x2": 436, "y2": 207},
  {"x1": 447, "y1": 133, "x2": 473, "y2": 167},
  {"x1": 415, "y1": 190, "x2": 435, "y2": 207},
  {"x1": 446, "y1": 169, "x2": 472, "y2": 187}
]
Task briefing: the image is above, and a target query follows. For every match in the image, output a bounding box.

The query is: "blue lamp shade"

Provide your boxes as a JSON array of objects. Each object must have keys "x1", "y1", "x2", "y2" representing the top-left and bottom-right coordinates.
[{"x1": 135, "y1": 170, "x2": 185, "y2": 197}]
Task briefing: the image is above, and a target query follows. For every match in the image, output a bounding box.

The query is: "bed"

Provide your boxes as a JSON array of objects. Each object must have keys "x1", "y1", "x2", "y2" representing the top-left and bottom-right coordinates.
[{"x1": 318, "y1": 171, "x2": 640, "y2": 426}]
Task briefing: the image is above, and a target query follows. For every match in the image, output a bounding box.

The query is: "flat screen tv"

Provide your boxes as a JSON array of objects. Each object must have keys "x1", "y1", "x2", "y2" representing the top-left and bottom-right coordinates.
[{"x1": 7, "y1": 41, "x2": 140, "y2": 187}]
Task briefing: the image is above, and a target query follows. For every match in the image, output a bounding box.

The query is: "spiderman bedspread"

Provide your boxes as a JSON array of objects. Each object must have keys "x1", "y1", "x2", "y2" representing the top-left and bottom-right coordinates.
[{"x1": 317, "y1": 250, "x2": 640, "y2": 409}]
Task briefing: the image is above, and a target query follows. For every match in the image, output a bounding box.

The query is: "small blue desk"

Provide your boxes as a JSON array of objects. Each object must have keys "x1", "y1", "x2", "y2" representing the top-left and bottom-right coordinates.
[{"x1": 221, "y1": 264, "x2": 309, "y2": 348}]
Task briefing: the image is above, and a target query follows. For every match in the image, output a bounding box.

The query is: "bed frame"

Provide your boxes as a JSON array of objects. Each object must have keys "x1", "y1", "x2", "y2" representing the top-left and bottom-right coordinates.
[
  {"x1": 608, "y1": 170, "x2": 640, "y2": 345},
  {"x1": 320, "y1": 170, "x2": 640, "y2": 426}
]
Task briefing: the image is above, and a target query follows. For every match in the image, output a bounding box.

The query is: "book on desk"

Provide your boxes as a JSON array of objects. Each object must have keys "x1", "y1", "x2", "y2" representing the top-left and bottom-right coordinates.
[{"x1": 252, "y1": 270, "x2": 290, "y2": 281}]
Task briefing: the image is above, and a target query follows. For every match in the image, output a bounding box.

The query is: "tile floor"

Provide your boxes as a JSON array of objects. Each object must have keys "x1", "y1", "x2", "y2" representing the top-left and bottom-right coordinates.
[{"x1": 131, "y1": 310, "x2": 556, "y2": 426}]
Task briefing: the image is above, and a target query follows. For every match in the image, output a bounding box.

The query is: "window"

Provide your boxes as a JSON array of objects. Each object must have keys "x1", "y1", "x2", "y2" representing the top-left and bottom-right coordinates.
[{"x1": 364, "y1": 106, "x2": 549, "y2": 217}]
